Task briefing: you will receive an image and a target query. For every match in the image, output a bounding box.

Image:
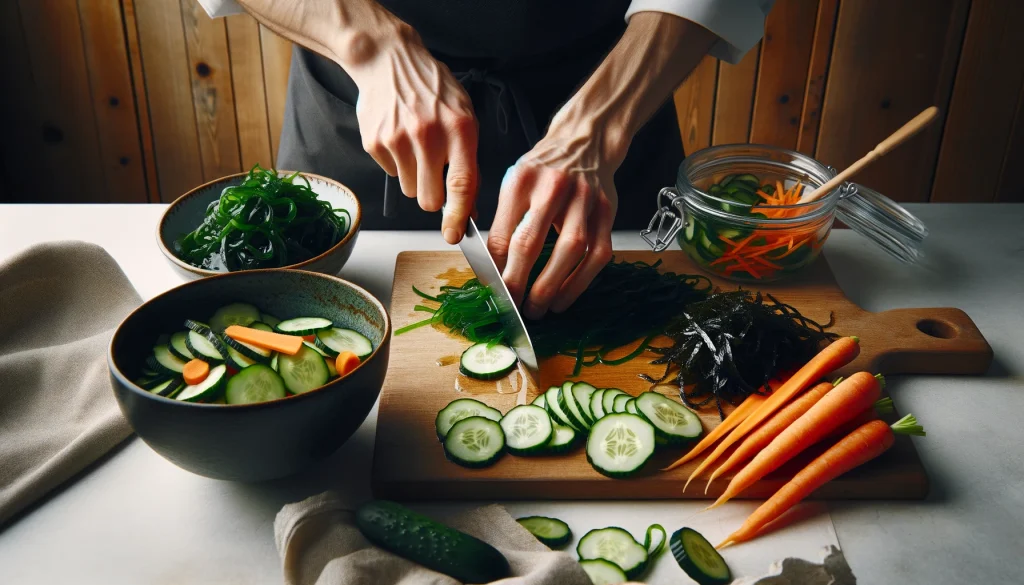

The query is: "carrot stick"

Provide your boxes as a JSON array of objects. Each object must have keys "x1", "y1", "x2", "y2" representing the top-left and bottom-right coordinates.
[
  {"x1": 704, "y1": 381, "x2": 835, "y2": 493},
  {"x1": 682, "y1": 337, "x2": 860, "y2": 490},
  {"x1": 718, "y1": 414, "x2": 925, "y2": 548},
  {"x1": 225, "y1": 325, "x2": 303, "y2": 355},
  {"x1": 182, "y1": 359, "x2": 210, "y2": 385},
  {"x1": 334, "y1": 351, "x2": 361, "y2": 377},
  {"x1": 708, "y1": 371, "x2": 884, "y2": 509},
  {"x1": 663, "y1": 392, "x2": 771, "y2": 472}
]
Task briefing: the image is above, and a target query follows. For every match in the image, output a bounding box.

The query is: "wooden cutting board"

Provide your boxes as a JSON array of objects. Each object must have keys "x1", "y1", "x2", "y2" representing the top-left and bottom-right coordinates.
[{"x1": 372, "y1": 251, "x2": 991, "y2": 501}]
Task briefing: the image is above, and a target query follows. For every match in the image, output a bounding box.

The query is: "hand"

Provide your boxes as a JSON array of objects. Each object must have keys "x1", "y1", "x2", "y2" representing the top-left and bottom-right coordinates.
[{"x1": 347, "y1": 26, "x2": 479, "y2": 244}]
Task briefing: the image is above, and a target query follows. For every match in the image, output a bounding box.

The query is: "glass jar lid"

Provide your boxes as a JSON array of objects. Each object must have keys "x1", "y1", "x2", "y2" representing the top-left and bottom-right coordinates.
[{"x1": 835, "y1": 183, "x2": 928, "y2": 263}]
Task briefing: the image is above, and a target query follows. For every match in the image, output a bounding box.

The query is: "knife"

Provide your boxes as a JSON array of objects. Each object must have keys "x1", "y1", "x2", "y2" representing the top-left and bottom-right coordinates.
[{"x1": 457, "y1": 217, "x2": 540, "y2": 384}]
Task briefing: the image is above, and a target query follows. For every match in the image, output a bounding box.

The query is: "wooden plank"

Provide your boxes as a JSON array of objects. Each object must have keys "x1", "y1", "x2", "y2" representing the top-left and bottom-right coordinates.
[
  {"x1": 748, "y1": 0, "x2": 818, "y2": 149},
  {"x1": 227, "y1": 15, "x2": 274, "y2": 171},
  {"x1": 78, "y1": 0, "x2": 148, "y2": 203},
  {"x1": 0, "y1": 0, "x2": 42, "y2": 202},
  {"x1": 673, "y1": 56, "x2": 718, "y2": 154},
  {"x1": 815, "y1": 0, "x2": 971, "y2": 202},
  {"x1": 711, "y1": 42, "x2": 760, "y2": 145},
  {"x1": 17, "y1": 0, "x2": 106, "y2": 202},
  {"x1": 796, "y1": 0, "x2": 839, "y2": 156},
  {"x1": 121, "y1": 0, "x2": 160, "y2": 203},
  {"x1": 134, "y1": 0, "x2": 204, "y2": 202},
  {"x1": 996, "y1": 79, "x2": 1024, "y2": 202},
  {"x1": 260, "y1": 25, "x2": 293, "y2": 166},
  {"x1": 931, "y1": 0, "x2": 1024, "y2": 203},
  {"x1": 181, "y1": 0, "x2": 241, "y2": 180}
]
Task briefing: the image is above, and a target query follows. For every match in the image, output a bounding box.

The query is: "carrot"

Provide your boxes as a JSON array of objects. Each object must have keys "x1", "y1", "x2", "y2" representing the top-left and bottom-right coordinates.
[
  {"x1": 335, "y1": 351, "x2": 361, "y2": 377},
  {"x1": 708, "y1": 371, "x2": 884, "y2": 509},
  {"x1": 182, "y1": 359, "x2": 210, "y2": 385},
  {"x1": 704, "y1": 380, "x2": 835, "y2": 493},
  {"x1": 823, "y1": 397, "x2": 894, "y2": 441},
  {"x1": 682, "y1": 336, "x2": 860, "y2": 490},
  {"x1": 718, "y1": 414, "x2": 925, "y2": 548},
  {"x1": 224, "y1": 325, "x2": 303, "y2": 355},
  {"x1": 663, "y1": 392, "x2": 771, "y2": 472}
]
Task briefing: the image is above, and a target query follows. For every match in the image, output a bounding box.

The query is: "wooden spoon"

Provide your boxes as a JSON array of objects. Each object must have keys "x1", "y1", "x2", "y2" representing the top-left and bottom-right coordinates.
[{"x1": 799, "y1": 106, "x2": 939, "y2": 203}]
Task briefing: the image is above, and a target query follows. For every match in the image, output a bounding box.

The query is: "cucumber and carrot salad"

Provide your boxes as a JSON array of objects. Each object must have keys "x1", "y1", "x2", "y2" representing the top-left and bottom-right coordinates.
[{"x1": 133, "y1": 302, "x2": 374, "y2": 405}]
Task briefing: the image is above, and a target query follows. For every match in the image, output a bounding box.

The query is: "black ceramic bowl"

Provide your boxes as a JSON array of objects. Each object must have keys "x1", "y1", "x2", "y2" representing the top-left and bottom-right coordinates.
[{"x1": 108, "y1": 269, "x2": 390, "y2": 482}]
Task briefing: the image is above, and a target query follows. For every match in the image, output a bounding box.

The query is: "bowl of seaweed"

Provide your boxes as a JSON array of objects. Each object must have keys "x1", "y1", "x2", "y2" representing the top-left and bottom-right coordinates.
[{"x1": 158, "y1": 165, "x2": 361, "y2": 280}]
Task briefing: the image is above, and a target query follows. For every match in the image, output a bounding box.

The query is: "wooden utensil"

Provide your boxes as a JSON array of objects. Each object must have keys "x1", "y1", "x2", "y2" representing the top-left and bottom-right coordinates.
[{"x1": 800, "y1": 106, "x2": 939, "y2": 203}]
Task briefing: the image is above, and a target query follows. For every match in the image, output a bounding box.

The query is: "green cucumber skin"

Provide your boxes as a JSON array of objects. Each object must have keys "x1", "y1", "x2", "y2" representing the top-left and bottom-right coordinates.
[
  {"x1": 670, "y1": 527, "x2": 731, "y2": 585},
  {"x1": 355, "y1": 500, "x2": 510, "y2": 584},
  {"x1": 516, "y1": 516, "x2": 572, "y2": 548}
]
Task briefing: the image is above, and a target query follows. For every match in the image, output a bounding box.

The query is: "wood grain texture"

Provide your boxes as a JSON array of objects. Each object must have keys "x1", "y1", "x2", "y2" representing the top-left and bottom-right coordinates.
[
  {"x1": 260, "y1": 25, "x2": 293, "y2": 166},
  {"x1": 181, "y1": 0, "x2": 241, "y2": 180},
  {"x1": 674, "y1": 56, "x2": 718, "y2": 155},
  {"x1": 816, "y1": 0, "x2": 971, "y2": 202},
  {"x1": 996, "y1": 80, "x2": 1024, "y2": 202},
  {"x1": 227, "y1": 15, "x2": 274, "y2": 171},
  {"x1": 796, "y1": 0, "x2": 839, "y2": 156},
  {"x1": 17, "y1": 0, "x2": 106, "y2": 202},
  {"x1": 78, "y1": 0, "x2": 148, "y2": 203},
  {"x1": 373, "y1": 251, "x2": 991, "y2": 501},
  {"x1": 748, "y1": 0, "x2": 818, "y2": 149},
  {"x1": 121, "y1": 0, "x2": 160, "y2": 202},
  {"x1": 134, "y1": 0, "x2": 204, "y2": 201},
  {"x1": 931, "y1": 0, "x2": 1024, "y2": 203},
  {"x1": 0, "y1": 0, "x2": 43, "y2": 201},
  {"x1": 711, "y1": 43, "x2": 760, "y2": 146}
]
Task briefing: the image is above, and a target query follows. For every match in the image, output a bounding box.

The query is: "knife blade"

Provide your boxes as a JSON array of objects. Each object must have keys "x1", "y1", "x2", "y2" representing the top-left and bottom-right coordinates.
[{"x1": 457, "y1": 217, "x2": 540, "y2": 383}]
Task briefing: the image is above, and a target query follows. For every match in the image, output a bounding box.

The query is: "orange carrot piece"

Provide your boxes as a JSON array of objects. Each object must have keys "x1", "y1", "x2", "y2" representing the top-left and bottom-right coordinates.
[
  {"x1": 718, "y1": 414, "x2": 924, "y2": 548},
  {"x1": 664, "y1": 392, "x2": 771, "y2": 472},
  {"x1": 182, "y1": 359, "x2": 210, "y2": 385},
  {"x1": 681, "y1": 337, "x2": 860, "y2": 490},
  {"x1": 334, "y1": 351, "x2": 361, "y2": 377},
  {"x1": 708, "y1": 371, "x2": 884, "y2": 509},
  {"x1": 225, "y1": 325, "x2": 303, "y2": 355},
  {"x1": 705, "y1": 381, "x2": 834, "y2": 492},
  {"x1": 729, "y1": 233, "x2": 759, "y2": 254}
]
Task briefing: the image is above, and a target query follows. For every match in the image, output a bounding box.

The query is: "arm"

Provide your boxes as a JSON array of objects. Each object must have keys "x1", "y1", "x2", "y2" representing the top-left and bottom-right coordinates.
[
  {"x1": 488, "y1": 12, "x2": 717, "y2": 319},
  {"x1": 232, "y1": 0, "x2": 479, "y2": 243}
]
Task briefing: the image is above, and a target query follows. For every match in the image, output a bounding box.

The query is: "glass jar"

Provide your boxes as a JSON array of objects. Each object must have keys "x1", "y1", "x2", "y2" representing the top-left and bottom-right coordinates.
[{"x1": 641, "y1": 144, "x2": 928, "y2": 283}]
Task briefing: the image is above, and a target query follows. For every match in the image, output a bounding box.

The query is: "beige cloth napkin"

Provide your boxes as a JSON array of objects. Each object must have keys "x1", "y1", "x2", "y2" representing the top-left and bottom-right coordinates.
[
  {"x1": 275, "y1": 492, "x2": 594, "y2": 585},
  {"x1": 0, "y1": 241, "x2": 139, "y2": 527}
]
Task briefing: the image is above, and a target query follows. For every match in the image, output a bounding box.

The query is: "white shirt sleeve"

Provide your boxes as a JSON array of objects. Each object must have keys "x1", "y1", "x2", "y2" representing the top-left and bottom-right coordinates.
[
  {"x1": 195, "y1": 0, "x2": 245, "y2": 18},
  {"x1": 625, "y1": 0, "x2": 776, "y2": 64}
]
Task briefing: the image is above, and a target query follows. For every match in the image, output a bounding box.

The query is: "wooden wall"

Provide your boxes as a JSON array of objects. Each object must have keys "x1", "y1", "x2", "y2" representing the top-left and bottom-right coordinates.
[{"x1": 1, "y1": 0, "x2": 1023, "y2": 204}]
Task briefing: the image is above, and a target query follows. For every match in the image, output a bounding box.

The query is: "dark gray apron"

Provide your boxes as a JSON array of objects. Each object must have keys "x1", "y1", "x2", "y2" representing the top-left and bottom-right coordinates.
[{"x1": 277, "y1": 3, "x2": 684, "y2": 231}]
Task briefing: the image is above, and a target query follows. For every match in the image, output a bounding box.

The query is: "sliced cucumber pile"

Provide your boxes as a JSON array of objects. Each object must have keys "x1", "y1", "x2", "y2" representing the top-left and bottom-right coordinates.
[
  {"x1": 670, "y1": 527, "x2": 731, "y2": 585},
  {"x1": 132, "y1": 303, "x2": 374, "y2": 405},
  {"x1": 435, "y1": 398, "x2": 503, "y2": 440},
  {"x1": 635, "y1": 391, "x2": 703, "y2": 445},
  {"x1": 517, "y1": 516, "x2": 572, "y2": 548}
]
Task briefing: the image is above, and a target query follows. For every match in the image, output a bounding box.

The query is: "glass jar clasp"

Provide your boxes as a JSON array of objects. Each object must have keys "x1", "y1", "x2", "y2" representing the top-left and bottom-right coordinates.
[{"x1": 641, "y1": 187, "x2": 687, "y2": 252}]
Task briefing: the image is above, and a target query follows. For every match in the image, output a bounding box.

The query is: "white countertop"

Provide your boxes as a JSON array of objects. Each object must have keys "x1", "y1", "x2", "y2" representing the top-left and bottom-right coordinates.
[{"x1": 1, "y1": 203, "x2": 1022, "y2": 584}]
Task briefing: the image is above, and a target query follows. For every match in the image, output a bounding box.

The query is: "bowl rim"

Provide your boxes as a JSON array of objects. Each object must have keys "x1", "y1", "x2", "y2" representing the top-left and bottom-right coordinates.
[
  {"x1": 107, "y1": 268, "x2": 391, "y2": 410},
  {"x1": 156, "y1": 170, "x2": 363, "y2": 276}
]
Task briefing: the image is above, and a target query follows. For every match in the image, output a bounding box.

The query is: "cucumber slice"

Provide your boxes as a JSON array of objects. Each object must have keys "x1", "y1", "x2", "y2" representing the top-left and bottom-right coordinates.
[
  {"x1": 259, "y1": 313, "x2": 281, "y2": 328},
  {"x1": 586, "y1": 414, "x2": 656, "y2": 479},
  {"x1": 590, "y1": 388, "x2": 608, "y2": 420},
  {"x1": 146, "y1": 377, "x2": 180, "y2": 396},
  {"x1": 185, "y1": 328, "x2": 227, "y2": 363},
  {"x1": 168, "y1": 331, "x2": 196, "y2": 361},
  {"x1": 625, "y1": 399, "x2": 638, "y2": 416},
  {"x1": 531, "y1": 393, "x2": 547, "y2": 409},
  {"x1": 304, "y1": 340, "x2": 330, "y2": 358},
  {"x1": 225, "y1": 344, "x2": 256, "y2": 370},
  {"x1": 151, "y1": 344, "x2": 187, "y2": 375},
  {"x1": 718, "y1": 174, "x2": 737, "y2": 188},
  {"x1": 732, "y1": 173, "x2": 760, "y2": 188},
  {"x1": 559, "y1": 381, "x2": 591, "y2": 431},
  {"x1": 223, "y1": 334, "x2": 272, "y2": 362},
  {"x1": 544, "y1": 421, "x2": 579, "y2": 454},
  {"x1": 275, "y1": 316, "x2": 333, "y2": 335},
  {"x1": 612, "y1": 393, "x2": 631, "y2": 414},
  {"x1": 699, "y1": 231, "x2": 725, "y2": 257},
  {"x1": 249, "y1": 321, "x2": 274, "y2": 333},
  {"x1": 460, "y1": 342, "x2": 518, "y2": 380},
  {"x1": 572, "y1": 382, "x2": 598, "y2": 423},
  {"x1": 277, "y1": 343, "x2": 330, "y2": 394},
  {"x1": 670, "y1": 527, "x2": 731, "y2": 585},
  {"x1": 443, "y1": 416, "x2": 505, "y2": 468},
  {"x1": 577, "y1": 527, "x2": 649, "y2": 579},
  {"x1": 500, "y1": 405, "x2": 553, "y2": 455},
  {"x1": 602, "y1": 389, "x2": 627, "y2": 415},
  {"x1": 209, "y1": 302, "x2": 260, "y2": 332},
  {"x1": 176, "y1": 364, "x2": 227, "y2": 402},
  {"x1": 326, "y1": 355, "x2": 338, "y2": 377},
  {"x1": 579, "y1": 559, "x2": 627, "y2": 585},
  {"x1": 545, "y1": 386, "x2": 581, "y2": 432},
  {"x1": 183, "y1": 319, "x2": 210, "y2": 333},
  {"x1": 635, "y1": 392, "x2": 703, "y2": 445},
  {"x1": 270, "y1": 353, "x2": 279, "y2": 371},
  {"x1": 355, "y1": 500, "x2": 510, "y2": 584},
  {"x1": 315, "y1": 326, "x2": 374, "y2": 359},
  {"x1": 225, "y1": 364, "x2": 287, "y2": 404},
  {"x1": 517, "y1": 516, "x2": 572, "y2": 548},
  {"x1": 760, "y1": 183, "x2": 775, "y2": 195},
  {"x1": 137, "y1": 374, "x2": 171, "y2": 390},
  {"x1": 435, "y1": 398, "x2": 503, "y2": 440},
  {"x1": 165, "y1": 381, "x2": 187, "y2": 400}
]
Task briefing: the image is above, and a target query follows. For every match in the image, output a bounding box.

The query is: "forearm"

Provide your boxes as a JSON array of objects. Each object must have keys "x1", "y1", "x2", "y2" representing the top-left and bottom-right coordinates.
[{"x1": 551, "y1": 12, "x2": 716, "y2": 166}]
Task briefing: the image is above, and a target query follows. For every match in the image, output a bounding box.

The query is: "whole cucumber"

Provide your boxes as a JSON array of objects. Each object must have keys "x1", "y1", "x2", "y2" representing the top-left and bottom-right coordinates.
[{"x1": 355, "y1": 500, "x2": 511, "y2": 583}]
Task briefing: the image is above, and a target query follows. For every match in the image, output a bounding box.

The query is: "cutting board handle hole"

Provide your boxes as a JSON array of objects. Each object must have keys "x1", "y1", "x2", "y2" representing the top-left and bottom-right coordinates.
[{"x1": 916, "y1": 318, "x2": 958, "y2": 339}]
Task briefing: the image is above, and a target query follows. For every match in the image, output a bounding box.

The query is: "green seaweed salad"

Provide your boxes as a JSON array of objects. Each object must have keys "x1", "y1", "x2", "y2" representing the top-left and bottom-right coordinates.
[{"x1": 174, "y1": 165, "x2": 351, "y2": 271}]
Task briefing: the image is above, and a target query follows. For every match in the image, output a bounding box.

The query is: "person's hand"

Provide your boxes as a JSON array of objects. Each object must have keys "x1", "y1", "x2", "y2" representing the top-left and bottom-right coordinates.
[{"x1": 346, "y1": 23, "x2": 479, "y2": 244}]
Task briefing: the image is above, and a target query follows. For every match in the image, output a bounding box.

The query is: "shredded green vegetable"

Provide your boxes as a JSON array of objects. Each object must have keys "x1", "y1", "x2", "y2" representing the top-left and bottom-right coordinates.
[{"x1": 174, "y1": 164, "x2": 350, "y2": 271}]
